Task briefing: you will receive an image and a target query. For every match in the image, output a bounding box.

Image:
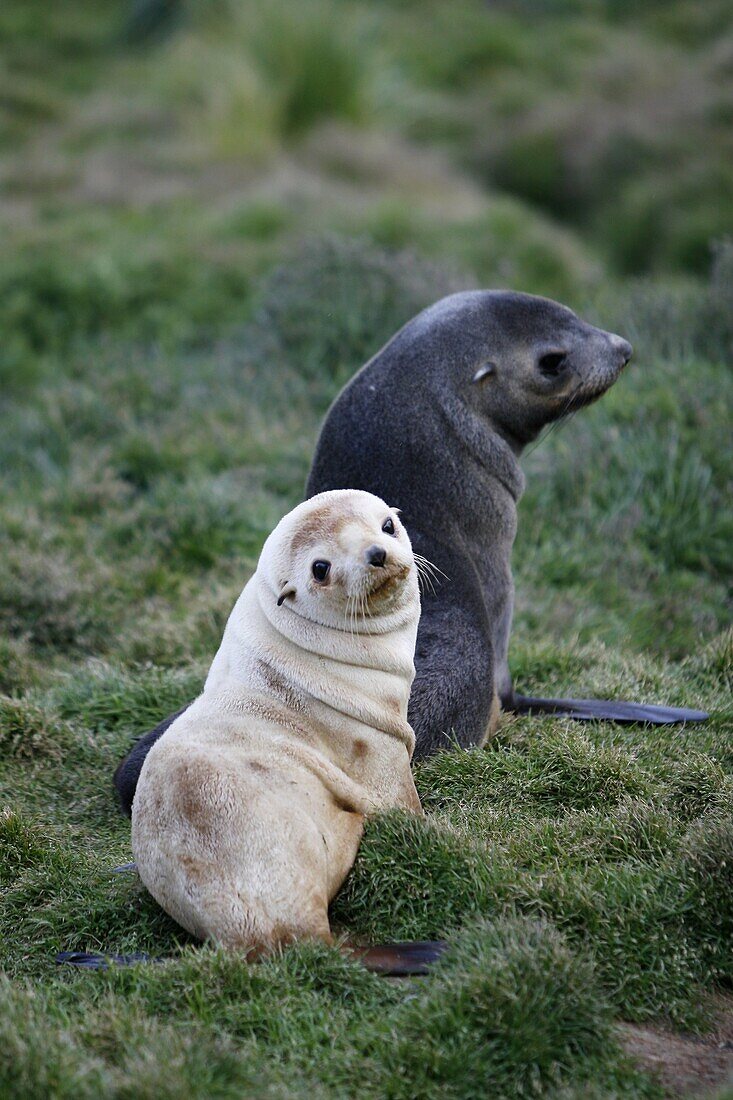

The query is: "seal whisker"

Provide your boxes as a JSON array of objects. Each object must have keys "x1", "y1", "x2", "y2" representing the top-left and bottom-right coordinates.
[
  {"x1": 413, "y1": 554, "x2": 448, "y2": 588},
  {"x1": 347, "y1": 591, "x2": 360, "y2": 640},
  {"x1": 416, "y1": 564, "x2": 441, "y2": 589},
  {"x1": 524, "y1": 391, "x2": 577, "y2": 458},
  {"x1": 343, "y1": 590, "x2": 353, "y2": 638},
  {"x1": 522, "y1": 424, "x2": 552, "y2": 459},
  {"x1": 414, "y1": 561, "x2": 436, "y2": 596},
  {"x1": 413, "y1": 552, "x2": 447, "y2": 580},
  {"x1": 361, "y1": 582, "x2": 372, "y2": 624},
  {"x1": 414, "y1": 566, "x2": 437, "y2": 595}
]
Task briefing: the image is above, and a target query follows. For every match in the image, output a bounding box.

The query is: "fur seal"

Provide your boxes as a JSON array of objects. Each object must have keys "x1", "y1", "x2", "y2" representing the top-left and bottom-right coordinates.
[
  {"x1": 131, "y1": 490, "x2": 422, "y2": 954},
  {"x1": 115, "y1": 290, "x2": 707, "y2": 813},
  {"x1": 307, "y1": 291, "x2": 706, "y2": 751}
]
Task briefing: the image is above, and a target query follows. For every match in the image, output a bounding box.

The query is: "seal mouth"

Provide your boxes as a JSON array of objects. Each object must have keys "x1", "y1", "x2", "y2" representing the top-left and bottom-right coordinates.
[
  {"x1": 365, "y1": 562, "x2": 411, "y2": 602},
  {"x1": 562, "y1": 363, "x2": 626, "y2": 414},
  {"x1": 565, "y1": 378, "x2": 618, "y2": 412}
]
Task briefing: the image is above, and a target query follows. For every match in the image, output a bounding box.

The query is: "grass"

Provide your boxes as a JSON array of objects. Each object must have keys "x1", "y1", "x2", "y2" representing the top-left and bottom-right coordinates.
[
  {"x1": 1, "y1": 244, "x2": 730, "y2": 1093},
  {"x1": 1, "y1": 0, "x2": 732, "y2": 1096}
]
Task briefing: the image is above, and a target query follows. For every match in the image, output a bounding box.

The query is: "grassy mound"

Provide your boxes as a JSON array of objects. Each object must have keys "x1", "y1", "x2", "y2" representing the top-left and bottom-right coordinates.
[
  {"x1": 1, "y1": 1, "x2": 732, "y2": 1094},
  {"x1": 1, "y1": 226, "x2": 731, "y2": 1093},
  {"x1": 1, "y1": 235, "x2": 731, "y2": 1095}
]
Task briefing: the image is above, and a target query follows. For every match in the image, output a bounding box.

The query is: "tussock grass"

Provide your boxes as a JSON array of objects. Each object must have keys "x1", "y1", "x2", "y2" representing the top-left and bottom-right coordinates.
[
  {"x1": 679, "y1": 816, "x2": 733, "y2": 983},
  {"x1": 1, "y1": 1, "x2": 732, "y2": 1093},
  {"x1": 1, "y1": 236, "x2": 731, "y2": 1094},
  {"x1": 0, "y1": 636, "x2": 41, "y2": 695},
  {"x1": 333, "y1": 789, "x2": 732, "y2": 1029},
  {"x1": 370, "y1": 917, "x2": 642, "y2": 1099},
  {"x1": 0, "y1": 696, "x2": 74, "y2": 761},
  {"x1": 416, "y1": 730, "x2": 649, "y2": 814},
  {"x1": 50, "y1": 663, "x2": 205, "y2": 738},
  {"x1": 251, "y1": 235, "x2": 469, "y2": 381},
  {"x1": 0, "y1": 925, "x2": 654, "y2": 1099},
  {"x1": 1, "y1": 228, "x2": 730, "y2": 1088}
]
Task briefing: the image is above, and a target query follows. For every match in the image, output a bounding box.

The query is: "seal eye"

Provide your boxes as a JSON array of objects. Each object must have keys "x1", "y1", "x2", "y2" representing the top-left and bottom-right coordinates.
[
  {"x1": 538, "y1": 352, "x2": 566, "y2": 377},
  {"x1": 382, "y1": 517, "x2": 396, "y2": 536},
  {"x1": 311, "y1": 560, "x2": 331, "y2": 582}
]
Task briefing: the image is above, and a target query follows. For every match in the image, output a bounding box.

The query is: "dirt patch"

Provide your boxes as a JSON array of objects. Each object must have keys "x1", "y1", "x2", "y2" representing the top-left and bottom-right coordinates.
[{"x1": 619, "y1": 998, "x2": 733, "y2": 1097}]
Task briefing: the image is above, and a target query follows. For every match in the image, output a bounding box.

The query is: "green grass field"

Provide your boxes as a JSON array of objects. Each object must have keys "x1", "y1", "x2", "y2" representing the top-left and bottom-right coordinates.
[{"x1": 1, "y1": 2, "x2": 732, "y2": 1096}]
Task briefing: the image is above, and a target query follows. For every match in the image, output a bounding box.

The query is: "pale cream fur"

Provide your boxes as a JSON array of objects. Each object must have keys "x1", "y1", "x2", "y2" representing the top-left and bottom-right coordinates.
[{"x1": 131, "y1": 490, "x2": 422, "y2": 954}]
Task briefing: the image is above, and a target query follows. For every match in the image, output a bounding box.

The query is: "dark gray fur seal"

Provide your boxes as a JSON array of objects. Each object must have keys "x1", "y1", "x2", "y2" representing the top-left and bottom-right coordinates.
[
  {"x1": 309, "y1": 290, "x2": 630, "y2": 755},
  {"x1": 113, "y1": 291, "x2": 707, "y2": 814}
]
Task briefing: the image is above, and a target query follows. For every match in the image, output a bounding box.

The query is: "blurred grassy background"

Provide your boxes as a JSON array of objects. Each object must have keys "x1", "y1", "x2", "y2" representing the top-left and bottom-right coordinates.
[{"x1": 1, "y1": 2, "x2": 732, "y2": 1096}]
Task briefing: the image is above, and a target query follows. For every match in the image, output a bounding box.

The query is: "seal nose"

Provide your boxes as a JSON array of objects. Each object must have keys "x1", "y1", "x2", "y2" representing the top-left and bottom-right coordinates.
[
  {"x1": 366, "y1": 545, "x2": 387, "y2": 568},
  {"x1": 610, "y1": 334, "x2": 633, "y2": 366}
]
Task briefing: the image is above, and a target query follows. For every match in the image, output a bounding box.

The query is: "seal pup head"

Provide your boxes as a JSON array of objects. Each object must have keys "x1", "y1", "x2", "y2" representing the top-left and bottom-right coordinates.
[
  {"x1": 409, "y1": 290, "x2": 632, "y2": 448},
  {"x1": 259, "y1": 489, "x2": 419, "y2": 632}
]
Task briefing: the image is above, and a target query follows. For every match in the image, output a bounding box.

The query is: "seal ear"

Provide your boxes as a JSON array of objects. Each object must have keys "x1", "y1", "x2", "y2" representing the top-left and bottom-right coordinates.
[
  {"x1": 473, "y1": 362, "x2": 496, "y2": 383},
  {"x1": 277, "y1": 585, "x2": 296, "y2": 607}
]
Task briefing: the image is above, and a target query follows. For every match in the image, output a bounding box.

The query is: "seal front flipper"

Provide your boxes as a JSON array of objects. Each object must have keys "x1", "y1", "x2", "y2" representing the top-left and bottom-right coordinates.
[{"x1": 511, "y1": 695, "x2": 708, "y2": 725}]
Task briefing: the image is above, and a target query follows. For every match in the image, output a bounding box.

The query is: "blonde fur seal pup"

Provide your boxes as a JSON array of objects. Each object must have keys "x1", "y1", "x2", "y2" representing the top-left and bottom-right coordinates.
[{"x1": 131, "y1": 489, "x2": 421, "y2": 955}]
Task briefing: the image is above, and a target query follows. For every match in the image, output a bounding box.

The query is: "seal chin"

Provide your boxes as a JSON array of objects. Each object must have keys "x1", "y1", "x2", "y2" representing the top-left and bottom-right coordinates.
[{"x1": 364, "y1": 563, "x2": 411, "y2": 603}]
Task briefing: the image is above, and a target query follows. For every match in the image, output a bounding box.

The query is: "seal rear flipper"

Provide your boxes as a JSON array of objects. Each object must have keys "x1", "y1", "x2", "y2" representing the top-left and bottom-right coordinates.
[
  {"x1": 56, "y1": 944, "x2": 449, "y2": 976},
  {"x1": 56, "y1": 951, "x2": 161, "y2": 970},
  {"x1": 348, "y1": 940, "x2": 448, "y2": 975},
  {"x1": 511, "y1": 695, "x2": 708, "y2": 725}
]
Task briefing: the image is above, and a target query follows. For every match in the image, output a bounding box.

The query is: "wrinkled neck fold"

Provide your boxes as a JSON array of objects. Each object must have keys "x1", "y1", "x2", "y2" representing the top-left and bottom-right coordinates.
[{"x1": 204, "y1": 573, "x2": 418, "y2": 753}]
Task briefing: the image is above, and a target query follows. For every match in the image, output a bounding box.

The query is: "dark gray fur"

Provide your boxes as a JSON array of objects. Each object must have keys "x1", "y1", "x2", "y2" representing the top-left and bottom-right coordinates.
[
  {"x1": 307, "y1": 290, "x2": 632, "y2": 755},
  {"x1": 117, "y1": 290, "x2": 707, "y2": 814}
]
